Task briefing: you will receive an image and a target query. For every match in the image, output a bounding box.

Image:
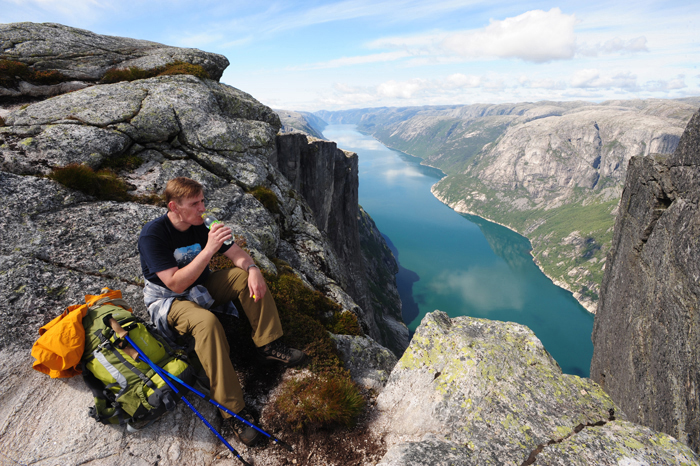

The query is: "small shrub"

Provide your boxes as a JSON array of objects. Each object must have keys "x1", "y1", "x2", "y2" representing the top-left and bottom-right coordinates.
[
  {"x1": 0, "y1": 60, "x2": 68, "y2": 87},
  {"x1": 30, "y1": 69, "x2": 66, "y2": 85},
  {"x1": 249, "y1": 185, "x2": 281, "y2": 215},
  {"x1": 157, "y1": 62, "x2": 210, "y2": 80},
  {"x1": 275, "y1": 374, "x2": 365, "y2": 431},
  {"x1": 0, "y1": 60, "x2": 30, "y2": 87}
]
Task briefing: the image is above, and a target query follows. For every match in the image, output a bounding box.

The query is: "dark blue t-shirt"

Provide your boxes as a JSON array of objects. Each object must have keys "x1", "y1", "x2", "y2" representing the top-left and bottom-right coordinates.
[{"x1": 138, "y1": 214, "x2": 232, "y2": 290}]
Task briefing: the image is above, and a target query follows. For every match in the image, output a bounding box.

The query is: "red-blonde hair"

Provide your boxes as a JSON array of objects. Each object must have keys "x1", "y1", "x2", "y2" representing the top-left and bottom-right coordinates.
[{"x1": 164, "y1": 177, "x2": 203, "y2": 211}]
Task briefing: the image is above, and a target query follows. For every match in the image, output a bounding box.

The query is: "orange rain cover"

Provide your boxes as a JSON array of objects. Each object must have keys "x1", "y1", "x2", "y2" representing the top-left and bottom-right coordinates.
[{"x1": 31, "y1": 288, "x2": 130, "y2": 378}]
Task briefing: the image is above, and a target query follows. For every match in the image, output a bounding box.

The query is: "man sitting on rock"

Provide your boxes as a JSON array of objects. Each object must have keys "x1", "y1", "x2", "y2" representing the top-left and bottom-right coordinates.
[{"x1": 137, "y1": 176, "x2": 304, "y2": 446}]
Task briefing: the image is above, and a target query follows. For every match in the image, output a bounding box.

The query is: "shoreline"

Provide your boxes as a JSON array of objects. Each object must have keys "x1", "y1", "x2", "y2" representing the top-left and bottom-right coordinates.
[{"x1": 351, "y1": 126, "x2": 597, "y2": 315}]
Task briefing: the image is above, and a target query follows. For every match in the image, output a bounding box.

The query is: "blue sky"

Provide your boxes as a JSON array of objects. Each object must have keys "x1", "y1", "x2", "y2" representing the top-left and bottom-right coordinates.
[{"x1": 2, "y1": 0, "x2": 698, "y2": 111}]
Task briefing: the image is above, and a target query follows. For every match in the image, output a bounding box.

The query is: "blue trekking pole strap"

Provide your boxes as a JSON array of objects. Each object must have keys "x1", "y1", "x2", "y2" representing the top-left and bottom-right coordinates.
[
  {"x1": 124, "y1": 333, "x2": 294, "y2": 452},
  {"x1": 120, "y1": 333, "x2": 252, "y2": 466}
]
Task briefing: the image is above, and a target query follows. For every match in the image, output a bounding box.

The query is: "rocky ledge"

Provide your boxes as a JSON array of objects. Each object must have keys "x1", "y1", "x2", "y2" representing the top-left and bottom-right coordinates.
[{"x1": 371, "y1": 311, "x2": 700, "y2": 465}]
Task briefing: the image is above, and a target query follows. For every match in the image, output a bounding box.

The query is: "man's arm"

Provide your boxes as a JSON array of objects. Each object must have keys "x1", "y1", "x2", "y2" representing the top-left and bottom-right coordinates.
[
  {"x1": 223, "y1": 244, "x2": 267, "y2": 302},
  {"x1": 156, "y1": 223, "x2": 231, "y2": 294}
]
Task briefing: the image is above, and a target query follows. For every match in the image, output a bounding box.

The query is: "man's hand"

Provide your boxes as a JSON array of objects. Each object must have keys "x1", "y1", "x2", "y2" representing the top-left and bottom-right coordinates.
[
  {"x1": 247, "y1": 267, "x2": 267, "y2": 302},
  {"x1": 204, "y1": 222, "x2": 232, "y2": 254}
]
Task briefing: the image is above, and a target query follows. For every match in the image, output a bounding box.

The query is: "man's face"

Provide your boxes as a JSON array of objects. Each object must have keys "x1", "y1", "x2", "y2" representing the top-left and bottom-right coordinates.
[{"x1": 173, "y1": 192, "x2": 206, "y2": 226}]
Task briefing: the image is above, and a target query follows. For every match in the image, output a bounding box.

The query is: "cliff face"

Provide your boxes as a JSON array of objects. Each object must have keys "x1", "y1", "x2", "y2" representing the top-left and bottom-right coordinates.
[
  {"x1": 591, "y1": 109, "x2": 700, "y2": 452},
  {"x1": 0, "y1": 23, "x2": 405, "y2": 465},
  {"x1": 274, "y1": 133, "x2": 408, "y2": 355}
]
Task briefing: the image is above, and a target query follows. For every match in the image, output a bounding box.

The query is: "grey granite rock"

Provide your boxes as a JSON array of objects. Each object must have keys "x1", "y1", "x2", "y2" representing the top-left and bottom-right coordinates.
[
  {"x1": 0, "y1": 22, "x2": 229, "y2": 82},
  {"x1": 591, "y1": 108, "x2": 700, "y2": 453},
  {"x1": 372, "y1": 311, "x2": 699, "y2": 465},
  {"x1": 330, "y1": 333, "x2": 398, "y2": 391}
]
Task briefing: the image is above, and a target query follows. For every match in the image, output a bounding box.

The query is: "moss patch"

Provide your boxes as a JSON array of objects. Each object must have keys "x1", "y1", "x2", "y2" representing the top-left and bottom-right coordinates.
[
  {"x1": 48, "y1": 163, "x2": 164, "y2": 206},
  {"x1": 249, "y1": 185, "x2": 281, "y2": 215},
  {"x1": 100, "y1": 61, "x2": 210, "y2": 84}
]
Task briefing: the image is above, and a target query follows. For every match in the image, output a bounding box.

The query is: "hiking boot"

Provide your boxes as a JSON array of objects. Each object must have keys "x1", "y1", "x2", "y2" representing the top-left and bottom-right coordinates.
[
  {"x1": 224, "y1": 408, "x2": 261, "y2": 447},
  {"x1": 258, "y1": 339, "x2": 305, "y2": 366}
]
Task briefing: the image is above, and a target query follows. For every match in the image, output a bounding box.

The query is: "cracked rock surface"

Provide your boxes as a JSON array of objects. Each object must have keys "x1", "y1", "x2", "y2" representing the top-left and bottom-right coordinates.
[
  {"x1": 591, "y1": 108, "x2": 700, "y2": 453},
  {"x1": 371, "y1": 311, "x2": 699, "y2": 465}
]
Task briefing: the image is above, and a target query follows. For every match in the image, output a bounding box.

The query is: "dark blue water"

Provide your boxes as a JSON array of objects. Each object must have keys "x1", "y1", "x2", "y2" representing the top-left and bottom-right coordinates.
[{"x1": 323, "y1": 124, "x2": 595, "y2": 377}]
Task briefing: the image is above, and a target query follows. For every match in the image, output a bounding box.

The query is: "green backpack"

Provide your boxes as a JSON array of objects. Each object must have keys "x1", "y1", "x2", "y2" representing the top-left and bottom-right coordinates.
[{"x1": 81, "y1": 298, "x2": 195, "y2": 430}]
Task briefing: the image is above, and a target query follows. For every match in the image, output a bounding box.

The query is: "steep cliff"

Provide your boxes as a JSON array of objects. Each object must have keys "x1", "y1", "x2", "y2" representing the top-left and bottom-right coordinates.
[
  {"x1": 274, "y1": 133, "x2": 408, "y2": 355},
  {"x1": 0, "y1": 23, "x2": 404, "y2": 465},
  {"x1": 318, "y1": 100, "x2": 698, "y2": 312},
  {"x1": 591, "y1": 108, "x2": 700, "y2": 452}
]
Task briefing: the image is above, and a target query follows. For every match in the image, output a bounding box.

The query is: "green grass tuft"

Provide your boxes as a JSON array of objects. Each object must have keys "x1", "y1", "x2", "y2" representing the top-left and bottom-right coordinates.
[
  {"x1": 249, "y1": 185, "x2": 281, "y2": 215},
  {"x1": 274, "y1": 374, "x2": 365, "y2": 431}
]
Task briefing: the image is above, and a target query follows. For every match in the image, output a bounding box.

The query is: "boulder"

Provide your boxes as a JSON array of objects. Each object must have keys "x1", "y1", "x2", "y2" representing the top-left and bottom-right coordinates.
[
  {"x1": 591, "y1": 108, "x2": 700, "y2": 452},
  {"x1": 330, "y1": 334, "x2": 398, "y2": 391},
  {"x1": 371, "y1": 311, "x2": 700, "y2": 465}
]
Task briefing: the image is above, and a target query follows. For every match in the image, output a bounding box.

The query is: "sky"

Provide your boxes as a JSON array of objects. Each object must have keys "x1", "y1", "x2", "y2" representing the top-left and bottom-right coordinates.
[{"x1": 1, "y1": 0, "x2": 698, "y2": 111}]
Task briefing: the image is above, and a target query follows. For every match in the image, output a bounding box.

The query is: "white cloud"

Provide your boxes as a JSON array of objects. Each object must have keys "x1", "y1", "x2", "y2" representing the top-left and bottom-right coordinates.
[
  {"x1": 365, "y1": 8, "x2": 580, "y2": 64},
  {"x1": 288, "y1": 51, "x2": 411, "y2": 70},
  {"x1": 571, "y1": 69, "x2": 638, "y2": 89},
  {"x1": 445, "y1": 73, "x2": 481, "y2": 89},
  {"x1": 377, "y1": 79, "x2": 428, "y2": 98},
  {"x1": 645, "y1": 75, "x2": 687, "y2": 92},
  {"x1": 577, "y1": 36, "x2": 649, "y2": 57},
  {"x1": 439, "y1": 8, "x2": 577, "y2": 63}
]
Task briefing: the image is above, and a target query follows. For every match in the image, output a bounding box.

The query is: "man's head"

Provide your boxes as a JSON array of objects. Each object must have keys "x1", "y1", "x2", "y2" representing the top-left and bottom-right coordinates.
[
  {"x1": 164, "y1": 177, "x2": 206, "y2": 227},
  {"x1": 164, "y1": 177, "x2": 203, "y2": 211}
]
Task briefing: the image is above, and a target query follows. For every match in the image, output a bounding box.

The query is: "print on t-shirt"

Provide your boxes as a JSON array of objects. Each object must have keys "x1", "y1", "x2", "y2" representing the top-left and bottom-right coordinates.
[{"x1": 173, "y1": 243, "x2": 202, "y2": 268}]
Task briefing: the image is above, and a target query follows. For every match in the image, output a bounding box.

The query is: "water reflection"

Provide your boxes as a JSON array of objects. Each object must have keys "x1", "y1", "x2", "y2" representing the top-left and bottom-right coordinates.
[
  {"x1": 463, "y1": 214, "x2": 535, "y2": 273},
  {"x1": 430, "y1": 264, "x2": 525, "y2": 313}
]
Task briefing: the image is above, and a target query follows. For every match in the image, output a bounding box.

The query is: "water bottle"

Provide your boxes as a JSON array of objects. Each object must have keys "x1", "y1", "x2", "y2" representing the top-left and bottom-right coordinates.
[{"x1": 201, "y1": 213, "x2": 233, "y2": 246}]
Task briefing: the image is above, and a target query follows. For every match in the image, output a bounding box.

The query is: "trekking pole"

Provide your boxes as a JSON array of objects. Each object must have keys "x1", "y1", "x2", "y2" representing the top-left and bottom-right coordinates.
[
  {"x1": 106, "y1": 320, "x2": 252, "y2": 466},
  {"x1": 124, "y1": 332, "x2": 294, "y2": 452}
]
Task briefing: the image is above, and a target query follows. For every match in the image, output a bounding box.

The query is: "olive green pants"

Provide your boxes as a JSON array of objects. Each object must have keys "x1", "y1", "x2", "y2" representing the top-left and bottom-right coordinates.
[{"x1": 167, "y1": 268, "x2": 283, "y2": 417}]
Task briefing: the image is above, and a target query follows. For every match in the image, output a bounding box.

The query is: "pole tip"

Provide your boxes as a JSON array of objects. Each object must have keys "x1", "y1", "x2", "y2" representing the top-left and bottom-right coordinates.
[{"x1": 276, "y1": 439, "x2": 294, "y2": 452}]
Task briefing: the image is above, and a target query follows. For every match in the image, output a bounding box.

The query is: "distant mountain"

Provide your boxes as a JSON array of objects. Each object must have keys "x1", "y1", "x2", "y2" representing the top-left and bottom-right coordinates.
[
  {"x1": 275, "y1": 109, "x2": 327, "y2": 139},
  {"x1": 316, "y1": 98, "x2": 700, "y2": 312}
]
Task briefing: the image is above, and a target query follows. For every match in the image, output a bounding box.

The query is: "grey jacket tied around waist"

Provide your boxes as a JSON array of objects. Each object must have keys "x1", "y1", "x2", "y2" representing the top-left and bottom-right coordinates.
[{"x1": 143, "y1": 279, "x2": 238, "y2": 342}]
